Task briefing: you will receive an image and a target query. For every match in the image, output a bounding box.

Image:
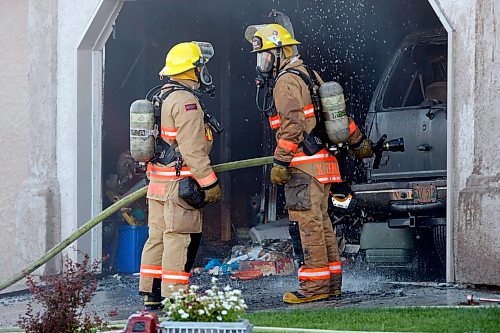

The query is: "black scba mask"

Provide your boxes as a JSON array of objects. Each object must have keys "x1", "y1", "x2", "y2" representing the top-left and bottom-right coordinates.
[
  {"x1": 195, "y1": 65, "x2": 216, "y2": 98},
  {"x1": 254, "y1": 48, "x2": 281, "y2": 115},
  {"x1": 193, "y1": 42, "x2": 216, "y2": 98}
]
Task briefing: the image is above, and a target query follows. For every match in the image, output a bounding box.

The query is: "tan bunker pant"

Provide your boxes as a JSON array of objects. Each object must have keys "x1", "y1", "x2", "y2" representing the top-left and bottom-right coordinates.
[
  {"x1": 139, "y1": 180, "x2": 202, "y2": 298},
  {"x1": 286, "y1": 169, "x2": 342, "y2": 297}
]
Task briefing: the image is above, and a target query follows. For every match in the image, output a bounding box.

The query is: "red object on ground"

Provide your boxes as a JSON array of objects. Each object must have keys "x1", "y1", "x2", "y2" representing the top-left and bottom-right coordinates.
[
  {"x1": 231, "y1": 270, "x2": 263, "y2": 281},
  {"x1": 122, "y1": 310, "x2": 160, "y2": 333}
]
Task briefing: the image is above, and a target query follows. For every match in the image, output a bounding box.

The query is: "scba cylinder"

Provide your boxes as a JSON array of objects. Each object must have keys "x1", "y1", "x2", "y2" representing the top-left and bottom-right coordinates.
[
  {"x1": 319, "y1": 81, "x2": 350, "y2": 144},
  {"x1": 130, "y1": 99, "x2": 156, "y2": 163}
]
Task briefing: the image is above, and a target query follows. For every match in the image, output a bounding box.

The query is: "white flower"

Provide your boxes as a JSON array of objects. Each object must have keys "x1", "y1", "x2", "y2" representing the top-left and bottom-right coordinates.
[
  {"x1": 178, "y1": 309, "x2": 185, "y2": 314},
  {"x1": 181, "y1": 313, "x2": 189, "y2": 319},
  {"x1": 221, "y1": 310, "x2": 228, "y2": 315},
  {"x1": 190, "y1": 285, "x2": 200, "y2": 291},
  {"x1": 198, "y1": 309, "x2": 205, "y2": 315},
  {"x1": 211, "y1": 277, "x2": 219, "y2": 283},
  {"x1": 229, "y1": 296, "x2": 238, "y2": 302},
  {"x1": 217, "y1": 316, "x2": 222, "y2": 321},
  {"x1": 223, "y1": 285, "x2": 232, "y2": 291}
]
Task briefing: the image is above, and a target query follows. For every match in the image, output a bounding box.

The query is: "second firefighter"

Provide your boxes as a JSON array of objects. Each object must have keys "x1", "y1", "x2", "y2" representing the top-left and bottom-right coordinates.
[{"x1": 245, "y1": 24, "x2": 373, "y2": 304}]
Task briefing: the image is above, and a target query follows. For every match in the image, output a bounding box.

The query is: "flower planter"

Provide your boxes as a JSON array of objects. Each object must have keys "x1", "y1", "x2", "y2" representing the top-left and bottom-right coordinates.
[{"x1": 159, "y1": 319, "x2": 253, "y2": 333}]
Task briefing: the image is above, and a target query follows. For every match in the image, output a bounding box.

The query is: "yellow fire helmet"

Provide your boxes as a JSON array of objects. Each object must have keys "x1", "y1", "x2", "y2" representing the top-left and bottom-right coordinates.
[
  {"x1": 244, "y1": 23, "x2": 300, "y2": 53},
  {"x1": 159, "y1": 41, "x2": 214, "y2": 77}
]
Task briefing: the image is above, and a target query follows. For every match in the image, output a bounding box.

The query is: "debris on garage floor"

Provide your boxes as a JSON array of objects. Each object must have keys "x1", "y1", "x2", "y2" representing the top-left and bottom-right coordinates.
[{"x1": 194, "y1": 239, "x2": 294, "y2": 278}]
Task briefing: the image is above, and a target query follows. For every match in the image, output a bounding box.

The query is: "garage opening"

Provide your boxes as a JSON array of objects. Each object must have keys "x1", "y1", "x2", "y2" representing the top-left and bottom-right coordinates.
[{"x1": 100, "y1": 0, "x2": 448, "y2": 282}]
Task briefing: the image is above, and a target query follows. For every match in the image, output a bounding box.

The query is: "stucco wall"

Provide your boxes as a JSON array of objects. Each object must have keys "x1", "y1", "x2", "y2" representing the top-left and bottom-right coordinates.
[
  {"x1": 57, "y1": 0, "x2": 102, "y2": 261},
  {"x1": 0, "y1": 1, "x2": 30, "y2": 282},
  {"x1": 436, "y1": 0, "x2": 499, "y2": 285},
  {"x1": 455, "y1": 0, "x2": 500, "y2": 285}
]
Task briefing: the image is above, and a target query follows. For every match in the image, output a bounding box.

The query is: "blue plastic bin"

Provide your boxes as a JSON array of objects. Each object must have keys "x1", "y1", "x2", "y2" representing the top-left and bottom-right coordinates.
[{"x1": 117, "y1": 225, "x2": 149, "y2": 273}]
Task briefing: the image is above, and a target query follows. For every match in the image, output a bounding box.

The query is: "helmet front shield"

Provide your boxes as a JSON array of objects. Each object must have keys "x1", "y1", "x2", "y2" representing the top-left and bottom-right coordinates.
[{"x1": 193, "y1": 41, "x2": 214, "y2": 64}]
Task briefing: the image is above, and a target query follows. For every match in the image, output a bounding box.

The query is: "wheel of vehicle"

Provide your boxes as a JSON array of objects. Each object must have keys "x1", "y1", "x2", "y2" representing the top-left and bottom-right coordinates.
[{"x1": 432, "y1": 225, "x2": 446, "y2": 268}]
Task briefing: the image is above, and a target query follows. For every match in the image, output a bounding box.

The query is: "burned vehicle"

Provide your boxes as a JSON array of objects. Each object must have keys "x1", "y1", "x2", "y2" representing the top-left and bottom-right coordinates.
[{"x1": 333, "y1": 29, "x2": 448, "y2": 278}]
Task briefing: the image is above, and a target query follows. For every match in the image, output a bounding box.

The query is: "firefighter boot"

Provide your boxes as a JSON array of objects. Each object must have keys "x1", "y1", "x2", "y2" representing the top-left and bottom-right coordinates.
[
  {"x1": 143, "y1": 278, "x2": 163, "y2": 310},
  {"x1": 283, "y1": 291, "x2": 329, "y2": 304}
]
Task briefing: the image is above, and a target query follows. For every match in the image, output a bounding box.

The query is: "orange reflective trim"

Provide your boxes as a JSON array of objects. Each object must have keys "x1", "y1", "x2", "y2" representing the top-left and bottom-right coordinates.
[
  {"x1": 161, "y1": 127, "x2": 178, "y2": 140},
  {"x1": 290, "y1": 149, "x2": 337, "y2": 166},
  {"x1": 298, "y1": 267, "x2": 331, "y2": 281},
  {"x1": 141, "y1": 264, "x2": 162, "y2": 270},
  {"x1": 148, "y1": 164, "x2": 192, "y2": 180},
  {"x1": 269, "y1": 115, "x2": 282, "y2": 129},
  {"x1": 349, "y1": 119, "x2": 358, "y2": 135},
  {"x1": 277, "y1": 139, "x2": 299, "y2": 152},
  {"x1": 316, "y1": 175, "x2": 342, "y2": 183},
  {"x1": 162, "y1": 270, "x2": 190, "y2": 284},
  {"x1": 268, "y1": 106, "x2": 315, "y2": 130},
  {"x1": 329, "y1": 262, "x2": 342, "y2": 274},
  {"x1": 140, "y1": 265, "x2": 162, "y2": 278},
  {"x1": 196, "y1": 171, "x2": 217, "y2": 187},
  {"x1": 303, "y1": 104, "x2": 315, "y2": 118}
]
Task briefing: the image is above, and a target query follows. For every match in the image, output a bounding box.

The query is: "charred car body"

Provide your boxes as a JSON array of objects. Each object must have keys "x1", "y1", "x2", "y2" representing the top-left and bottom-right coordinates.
[{"x1": 333, "y1": 29, "x2": 448, "y2": 278}]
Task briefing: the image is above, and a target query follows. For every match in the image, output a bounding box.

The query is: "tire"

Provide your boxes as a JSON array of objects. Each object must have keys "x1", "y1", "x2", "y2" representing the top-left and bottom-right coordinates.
[{"x1": 432, "y1": 225, "x2": 446, "y2": 268}]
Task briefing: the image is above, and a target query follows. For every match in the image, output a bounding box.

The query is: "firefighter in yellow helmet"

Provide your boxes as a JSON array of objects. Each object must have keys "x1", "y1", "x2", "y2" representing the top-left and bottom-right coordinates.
[
  {"x1": 245, "y1": 24, "x2": 373, "y2": 304},
  {"x1": 138, "y1": 41, "x2": 222, "y2": 309}
]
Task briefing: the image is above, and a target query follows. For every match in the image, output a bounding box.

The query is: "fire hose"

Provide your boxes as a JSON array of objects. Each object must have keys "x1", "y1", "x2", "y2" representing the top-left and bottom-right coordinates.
[{"x1": 0, "y1": 156, "x2": 273, "y2": 292}]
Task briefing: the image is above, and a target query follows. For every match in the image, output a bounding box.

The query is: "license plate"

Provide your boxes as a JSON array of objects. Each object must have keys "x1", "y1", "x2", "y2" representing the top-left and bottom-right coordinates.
[{"x1": 413, "y1": 184, "x2": 437, "y2": 203}]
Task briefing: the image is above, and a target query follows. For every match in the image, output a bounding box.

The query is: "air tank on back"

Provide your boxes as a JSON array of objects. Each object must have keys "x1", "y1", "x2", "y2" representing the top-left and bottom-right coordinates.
[
  {"x1": 130, "y1": 99, "x2": 156, "y2": 163},
  {"x1": 319, "y1": 81, "x2": 350, "y2": 144}
]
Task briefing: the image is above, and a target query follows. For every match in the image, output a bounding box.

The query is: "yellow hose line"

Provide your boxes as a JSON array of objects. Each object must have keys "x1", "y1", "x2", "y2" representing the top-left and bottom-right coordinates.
[{"x1": 0, "y1": 156, "x2": 273, "y2": 292}]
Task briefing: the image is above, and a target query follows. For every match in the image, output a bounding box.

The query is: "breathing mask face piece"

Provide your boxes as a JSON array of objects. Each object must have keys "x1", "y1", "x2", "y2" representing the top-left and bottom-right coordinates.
[
  {"x1": 195, "y1": 65, "x2": 216, "y2": 98},
  {"x1": 256, "y1": 51, "x2": 275, "y2": 74},
  {"x1": 199, "y1": 65, "x2": 213, "y2": 86}
]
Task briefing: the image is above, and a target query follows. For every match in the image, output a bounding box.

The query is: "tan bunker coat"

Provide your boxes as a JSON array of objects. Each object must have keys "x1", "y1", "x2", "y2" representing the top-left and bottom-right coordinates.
[
  {"x1": 271, "y1": 59, "x2": 363, "y2": 297},
  {"x1": 139, "y1": 80, "x2": 217, "y2": 298}
]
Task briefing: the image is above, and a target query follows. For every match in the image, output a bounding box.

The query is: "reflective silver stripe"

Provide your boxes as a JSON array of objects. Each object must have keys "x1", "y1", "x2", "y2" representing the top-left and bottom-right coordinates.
[
  {"x1": 140, "y1": 269, "x2": 162, "y2": 275},
  {"x1": 298, "y1": 270, "x2": 330, "y2": 278},
  {"x1": 161, "y1": 130, "x2": 177, "y2": 137},
  {"x1": 150, "y1": 170, "x2": 192, "y2": 177},
  {"x1": 317, "y1": 176, "x2": 342, "y2": 182},
  {"x1": 270, "y1": 120, "x2": 281, "y2": 126},
  {"x1": 162, "y1": 274, "x2": 190, "y2": 281},
  {"x1": 291, "y1": 153, "x2": 331, "y2": 163},
  {"x1": 329, "y1": 265, "x2": 342, "y2": 271},
  {"x1": 303, "y1": 108, "x2": 314, "y2": 116}
]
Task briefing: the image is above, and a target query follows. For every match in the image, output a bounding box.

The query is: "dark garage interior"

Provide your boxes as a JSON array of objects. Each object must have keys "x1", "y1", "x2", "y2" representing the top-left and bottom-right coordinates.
[{"x1": 101, "y1": 0, "x2": 444, "y2": 274}]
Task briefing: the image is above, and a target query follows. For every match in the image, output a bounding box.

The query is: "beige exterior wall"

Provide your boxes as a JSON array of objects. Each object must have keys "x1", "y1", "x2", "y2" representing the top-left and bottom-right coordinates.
[
  {"x1": 0, "y1": 0, "x2": 498, "y2": 289},
  {"x1": 0, "y1": 0, "x2": 30, "y2": 282}
]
